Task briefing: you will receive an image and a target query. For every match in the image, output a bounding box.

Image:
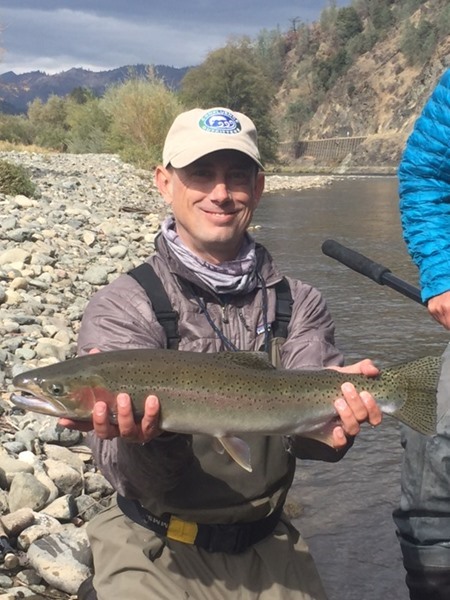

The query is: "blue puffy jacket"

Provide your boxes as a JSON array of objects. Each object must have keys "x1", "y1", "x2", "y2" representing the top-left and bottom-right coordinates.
[{"x1": 399, "y1": 68, "x2": 450, "y2": 302}]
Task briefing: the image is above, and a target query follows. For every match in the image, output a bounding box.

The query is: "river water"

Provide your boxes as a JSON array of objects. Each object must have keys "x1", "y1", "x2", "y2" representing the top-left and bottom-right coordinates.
[{"x1": 253, "y1": 176, "x2": 449, "y2": 600}]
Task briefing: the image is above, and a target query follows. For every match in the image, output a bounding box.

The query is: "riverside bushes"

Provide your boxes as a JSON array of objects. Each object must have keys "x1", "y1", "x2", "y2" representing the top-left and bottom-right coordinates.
[{"x1": 0, "y1": 159, "x2": 38, "y2": 197}]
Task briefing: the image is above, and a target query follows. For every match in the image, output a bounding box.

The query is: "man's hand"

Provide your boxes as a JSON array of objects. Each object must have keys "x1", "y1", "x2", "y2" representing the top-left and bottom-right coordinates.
[
  {"x1": 59, "y1": 394, "x2": 162, "y2": 444},
  {"x1": 329, "y1": 359, "x2": 383, "y2": 448},
  {"x1": 427, "y1": 290, "x2": 450, "y2": 329}
]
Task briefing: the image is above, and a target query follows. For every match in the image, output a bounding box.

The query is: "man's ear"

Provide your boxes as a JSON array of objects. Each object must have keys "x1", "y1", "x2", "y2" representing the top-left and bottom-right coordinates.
[
  {"x1": 254, "y1": 171, "x2": 265, "y2": 205},
  {"x1": 154, "y1": 165, "x2": 173, "y2": 205}
]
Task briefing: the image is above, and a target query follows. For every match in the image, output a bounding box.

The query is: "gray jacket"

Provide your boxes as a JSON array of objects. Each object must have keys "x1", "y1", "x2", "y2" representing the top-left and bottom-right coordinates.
[{"x1": 78, "y1": 235, "x2": 344, "y2": 524}]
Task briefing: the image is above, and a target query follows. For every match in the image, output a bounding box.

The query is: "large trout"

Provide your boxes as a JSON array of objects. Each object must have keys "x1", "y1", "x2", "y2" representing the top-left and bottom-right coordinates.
[{"x1": 11, "y1": 349, "x2": 440, "y2": 471}]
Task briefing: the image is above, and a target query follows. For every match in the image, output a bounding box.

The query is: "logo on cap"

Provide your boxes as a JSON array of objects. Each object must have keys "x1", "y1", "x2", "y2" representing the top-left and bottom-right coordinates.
[{"x1": 199, "y1": 109, "x2": 242, "y2": 135}]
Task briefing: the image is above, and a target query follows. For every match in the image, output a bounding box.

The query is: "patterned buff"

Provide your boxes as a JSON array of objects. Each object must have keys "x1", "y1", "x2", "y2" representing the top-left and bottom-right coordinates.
[{"x1": 161, "y1": 216, "x2": 258, "y2": 295}]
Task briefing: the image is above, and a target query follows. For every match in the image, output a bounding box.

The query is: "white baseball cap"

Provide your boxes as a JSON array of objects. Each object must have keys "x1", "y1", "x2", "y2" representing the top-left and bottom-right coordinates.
[{"x1": 163, "y1": 107, "x2": 263, "y2": 169}]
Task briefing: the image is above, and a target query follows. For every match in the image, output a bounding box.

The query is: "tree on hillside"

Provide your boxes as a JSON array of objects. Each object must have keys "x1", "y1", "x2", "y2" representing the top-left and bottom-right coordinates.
[
  {"x1": 254, "y1": 28, "x2": 287, "y2": 86},
  {"x1": 285, "y1": 99, "x2": 314, "y2": 143},
  {"x1": 335, "y1": 7, "x2": 363, "y2": 44},
  {"x1": 180, "y1": 41, "x2": 278, "y2": 163},
  {"x1": 400, "y1": 19, "x2": 437, "y2": 65},
  {"x1": 370, "y1": 0, "x2": 395, "y2": 31},
  {"x1": 69, "y1": 87, "x2": 97, "y2": 104}
]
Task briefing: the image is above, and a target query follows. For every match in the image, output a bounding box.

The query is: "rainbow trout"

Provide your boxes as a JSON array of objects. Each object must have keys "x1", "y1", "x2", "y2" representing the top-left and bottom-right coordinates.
[{"x1": 11, "y1": 349, "x2": 440, "y2": 471}]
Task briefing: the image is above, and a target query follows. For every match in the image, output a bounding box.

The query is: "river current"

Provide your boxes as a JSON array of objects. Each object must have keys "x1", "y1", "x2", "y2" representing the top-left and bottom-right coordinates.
[{"x1": 253, "y1": 176, "x2": 449, "y2": 600}]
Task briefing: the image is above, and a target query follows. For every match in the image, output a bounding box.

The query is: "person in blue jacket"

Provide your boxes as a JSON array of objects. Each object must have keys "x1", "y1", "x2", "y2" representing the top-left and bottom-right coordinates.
[{"x1": 395, "y1": 68, "x2": 450, "y2": 600}]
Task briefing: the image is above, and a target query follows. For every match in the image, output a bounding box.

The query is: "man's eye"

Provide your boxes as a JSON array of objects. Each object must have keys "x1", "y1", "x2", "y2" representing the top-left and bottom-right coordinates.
[
  {"x1": 191, "y1": 169, "x2": 212, "y2": 178},
  {"x1": 229, "y1": 171, "x2": 250, "y2": 183}
]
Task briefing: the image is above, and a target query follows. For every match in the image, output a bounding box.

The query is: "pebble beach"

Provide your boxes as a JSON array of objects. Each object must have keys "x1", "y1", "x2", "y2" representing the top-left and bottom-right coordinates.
[{"x1": 0, "y1": 151, "x2": 334, "y2": 599}]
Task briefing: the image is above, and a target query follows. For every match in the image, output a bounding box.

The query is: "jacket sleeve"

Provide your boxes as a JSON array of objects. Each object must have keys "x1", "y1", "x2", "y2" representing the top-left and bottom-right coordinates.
[
  {"x1": 280, "y1": 278, "x2": 344, "y2": 370},
  {"x1": 279, "y1": 279, "x2": 353, "y2": 461},
  {"x1": 77, "y1": 274, "x2": 166, "y2": 354},
  {"x1": 399, "y1": 68, "x2": 450, "y2": 302}
]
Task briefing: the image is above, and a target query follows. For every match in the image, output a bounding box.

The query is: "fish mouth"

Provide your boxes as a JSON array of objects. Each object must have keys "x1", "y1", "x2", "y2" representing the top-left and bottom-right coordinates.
[{"x1": 9, "y1": 392, "x2": 69, "y2": 417}]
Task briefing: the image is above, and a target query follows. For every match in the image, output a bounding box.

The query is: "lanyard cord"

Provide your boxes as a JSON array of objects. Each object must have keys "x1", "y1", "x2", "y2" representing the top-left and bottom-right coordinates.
[
  {"x1": 258, "y1": 273, "x2": 270, "y2": 354},
  {"x1": 191, "y1": 290, "x2": 239, "y2": 351},
  {"x1": 190, "y1": 273, "x2": 270, "y2": 353}
]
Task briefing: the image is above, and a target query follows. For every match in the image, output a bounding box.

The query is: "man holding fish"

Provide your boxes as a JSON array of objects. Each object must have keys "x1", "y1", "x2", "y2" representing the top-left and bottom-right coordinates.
[{"x1": 26, "y1": 108, "x2": 386, "y2": 599}]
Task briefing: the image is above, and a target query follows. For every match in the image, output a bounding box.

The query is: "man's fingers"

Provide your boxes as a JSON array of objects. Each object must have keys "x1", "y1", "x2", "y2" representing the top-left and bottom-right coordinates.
[
  {"x1": 360, "y1": 391, "x2": 382, "y2": 426},
  {"x1": 141, "y1": 395, "x2": 161, "y2": 440},
  {"x1": 357, "y1": 359, "x2": 380, "y2": 377},
  {"x1": 92, "y1": 400, "x2": 119, "y2": 439},
  {"x1": 332, "y1": 425, "x2": 348, "y2": 448},
  {"x1": 115, "y1": 393, "x2": 142, "y2": 439},
  {"x1": 340, "y1": 382, "x2": 368, "y2": 422},
  {"x1": 335, "y1": 396, "x2": 361, "y2": 437},
  {"x1": 333, "y1": 384, "x2": 383, "y2": 447},
  {"x1": 58, "y1": 418, "x2": 93, "y2": 432}
]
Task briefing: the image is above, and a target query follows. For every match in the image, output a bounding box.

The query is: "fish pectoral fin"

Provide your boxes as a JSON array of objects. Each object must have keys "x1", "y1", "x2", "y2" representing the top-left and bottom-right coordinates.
[
  {"x1": 298, "y1": 423, "x2": 337, "y2": 447},
  {"x1": 217, "y1": 436, "x2": 252, "y2": 472},
  {"x1": 212, "y1": 437, "x2": 225, "y2": 455}
]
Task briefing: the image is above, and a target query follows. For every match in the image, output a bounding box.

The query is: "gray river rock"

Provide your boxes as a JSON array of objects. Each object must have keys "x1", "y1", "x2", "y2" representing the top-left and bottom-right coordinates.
[{"x1": 0, "y1": 151, "x2": 332, "y2": 598}]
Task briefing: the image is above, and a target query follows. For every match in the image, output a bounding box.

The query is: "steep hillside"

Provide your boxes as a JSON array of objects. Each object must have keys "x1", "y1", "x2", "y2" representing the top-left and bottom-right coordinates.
[
  {"x1": 277, "y1": 0, "x2": 450, "y2": 172},
  {"x1": 300, "y1": 35, "x2": 450, "y2": 170}
]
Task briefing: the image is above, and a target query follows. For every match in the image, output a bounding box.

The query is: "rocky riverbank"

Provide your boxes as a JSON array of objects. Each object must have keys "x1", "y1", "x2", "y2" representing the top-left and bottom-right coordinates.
[{"x1": 0, "y1": 151, "x2": 334, "y2": 599}]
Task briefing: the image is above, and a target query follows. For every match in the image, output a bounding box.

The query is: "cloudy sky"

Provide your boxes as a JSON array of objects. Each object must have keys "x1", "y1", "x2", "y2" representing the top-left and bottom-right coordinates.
[{"x1": 1, "y1": 1, "x2": 348, "y2": 75}]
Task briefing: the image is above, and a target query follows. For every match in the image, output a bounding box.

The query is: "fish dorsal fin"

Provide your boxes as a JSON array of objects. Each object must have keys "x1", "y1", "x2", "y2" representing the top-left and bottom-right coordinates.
[
  {"x1": 218, "y1": 436, "x2": 253, "y2": 472},
  {"x1": 219, "y1": 351, "x2": 275, "y2": 371}
]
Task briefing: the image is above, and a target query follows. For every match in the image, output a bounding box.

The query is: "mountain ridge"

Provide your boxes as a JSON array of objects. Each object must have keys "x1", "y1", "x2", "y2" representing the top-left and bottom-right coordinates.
[{"x1": 0, "y1": 64, "x2": 190, "y2": 114}]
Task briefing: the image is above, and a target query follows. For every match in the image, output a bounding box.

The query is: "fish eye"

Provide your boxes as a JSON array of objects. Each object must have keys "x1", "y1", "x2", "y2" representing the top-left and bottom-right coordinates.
[{"x1": 47, "y1": 382, "x2": 65, "y2": 396}]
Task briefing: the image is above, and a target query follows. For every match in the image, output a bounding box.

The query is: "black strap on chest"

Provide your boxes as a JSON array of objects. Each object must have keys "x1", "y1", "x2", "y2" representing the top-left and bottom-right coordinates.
[
  {"x1": 270, "y1": 276, "x2": 293, "y2": 339},
  {"x1": 127, "y1": 263, "x2": 293, "y2": 350},
  {"x1": 128, "y1": 263, "x2": 180, "y2": 350}
]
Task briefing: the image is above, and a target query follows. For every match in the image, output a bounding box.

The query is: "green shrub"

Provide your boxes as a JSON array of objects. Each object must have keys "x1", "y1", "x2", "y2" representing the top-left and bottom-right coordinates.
[
  {"x1": 27, "y1": 95, "x2": 69, "y2": 150},
  {"x1": 0, "y1": 114, "x2": 35, "y2": 145},
  {"x1": 101, "y1": 74, "x2": 183, "y2": 168},
  {"x1": 400, "y1": 19, "x2": 437, "y2": 66},
  {"x1": 0, "y1": 160, "x2": 38, "y2": 197},
  {"x1": 65, "y1": 98, "x2": 111, "y2": 154}
]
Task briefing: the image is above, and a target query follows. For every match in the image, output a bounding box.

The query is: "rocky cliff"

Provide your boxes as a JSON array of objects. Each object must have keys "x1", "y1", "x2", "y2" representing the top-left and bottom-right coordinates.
[{"x1": 278, "y1": 1, "x2": 450, "y2": 172}]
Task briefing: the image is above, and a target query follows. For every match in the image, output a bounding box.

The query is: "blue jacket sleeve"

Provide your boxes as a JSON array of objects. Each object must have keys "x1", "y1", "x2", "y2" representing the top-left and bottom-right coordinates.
[{"x1": 399, "y1": 68, "x2": 450, "y2": 302}]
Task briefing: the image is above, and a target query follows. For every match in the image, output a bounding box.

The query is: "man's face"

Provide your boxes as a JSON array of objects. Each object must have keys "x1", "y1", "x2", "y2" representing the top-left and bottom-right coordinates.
[{"x1": 155, "y1": 150, "x2": 265, "y2": 264}]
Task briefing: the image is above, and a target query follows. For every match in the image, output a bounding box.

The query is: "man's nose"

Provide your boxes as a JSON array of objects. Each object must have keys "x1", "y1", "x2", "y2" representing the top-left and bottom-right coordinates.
[{"x1": 211, "y1": 180, "x2": 231, "y2": 202}]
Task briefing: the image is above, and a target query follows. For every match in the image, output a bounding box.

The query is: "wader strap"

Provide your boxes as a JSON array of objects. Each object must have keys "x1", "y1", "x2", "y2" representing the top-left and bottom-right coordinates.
[
  {"x1": 127, "y1": 263, "x2": 180, "y2": 350},
  {"x1": 272, "y1": 277, "x2": 293, "y2": 339},
  {"x1": 117, "y1": 494, "x2": 283, "y2": 555}
]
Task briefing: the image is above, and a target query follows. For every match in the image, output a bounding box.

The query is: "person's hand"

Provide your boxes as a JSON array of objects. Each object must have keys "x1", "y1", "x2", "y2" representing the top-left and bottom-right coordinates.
[
  {"x1": 58, "y1": 348, "x2": 162, "y2": 443},
  {"x1": 427, "y1": 290, "x2": 450, "y2": 329},
  {"x1": 59, "y1": 394, "x2": 162, "y2": 443},
  {"x1": 328, "y1": 359, "x2": 382, "y2": 448}
]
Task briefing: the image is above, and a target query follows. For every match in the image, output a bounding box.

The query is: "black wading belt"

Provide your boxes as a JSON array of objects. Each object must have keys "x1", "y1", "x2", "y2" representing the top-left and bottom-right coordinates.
[{"x1": 117, "y1": 493, "x2": 283, "y2": 554}]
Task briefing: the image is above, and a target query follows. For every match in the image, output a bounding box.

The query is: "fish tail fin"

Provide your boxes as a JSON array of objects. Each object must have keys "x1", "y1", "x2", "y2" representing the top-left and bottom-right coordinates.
[{"x1": 386, "y1": 355, "x2": 441, "y2": 435}]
